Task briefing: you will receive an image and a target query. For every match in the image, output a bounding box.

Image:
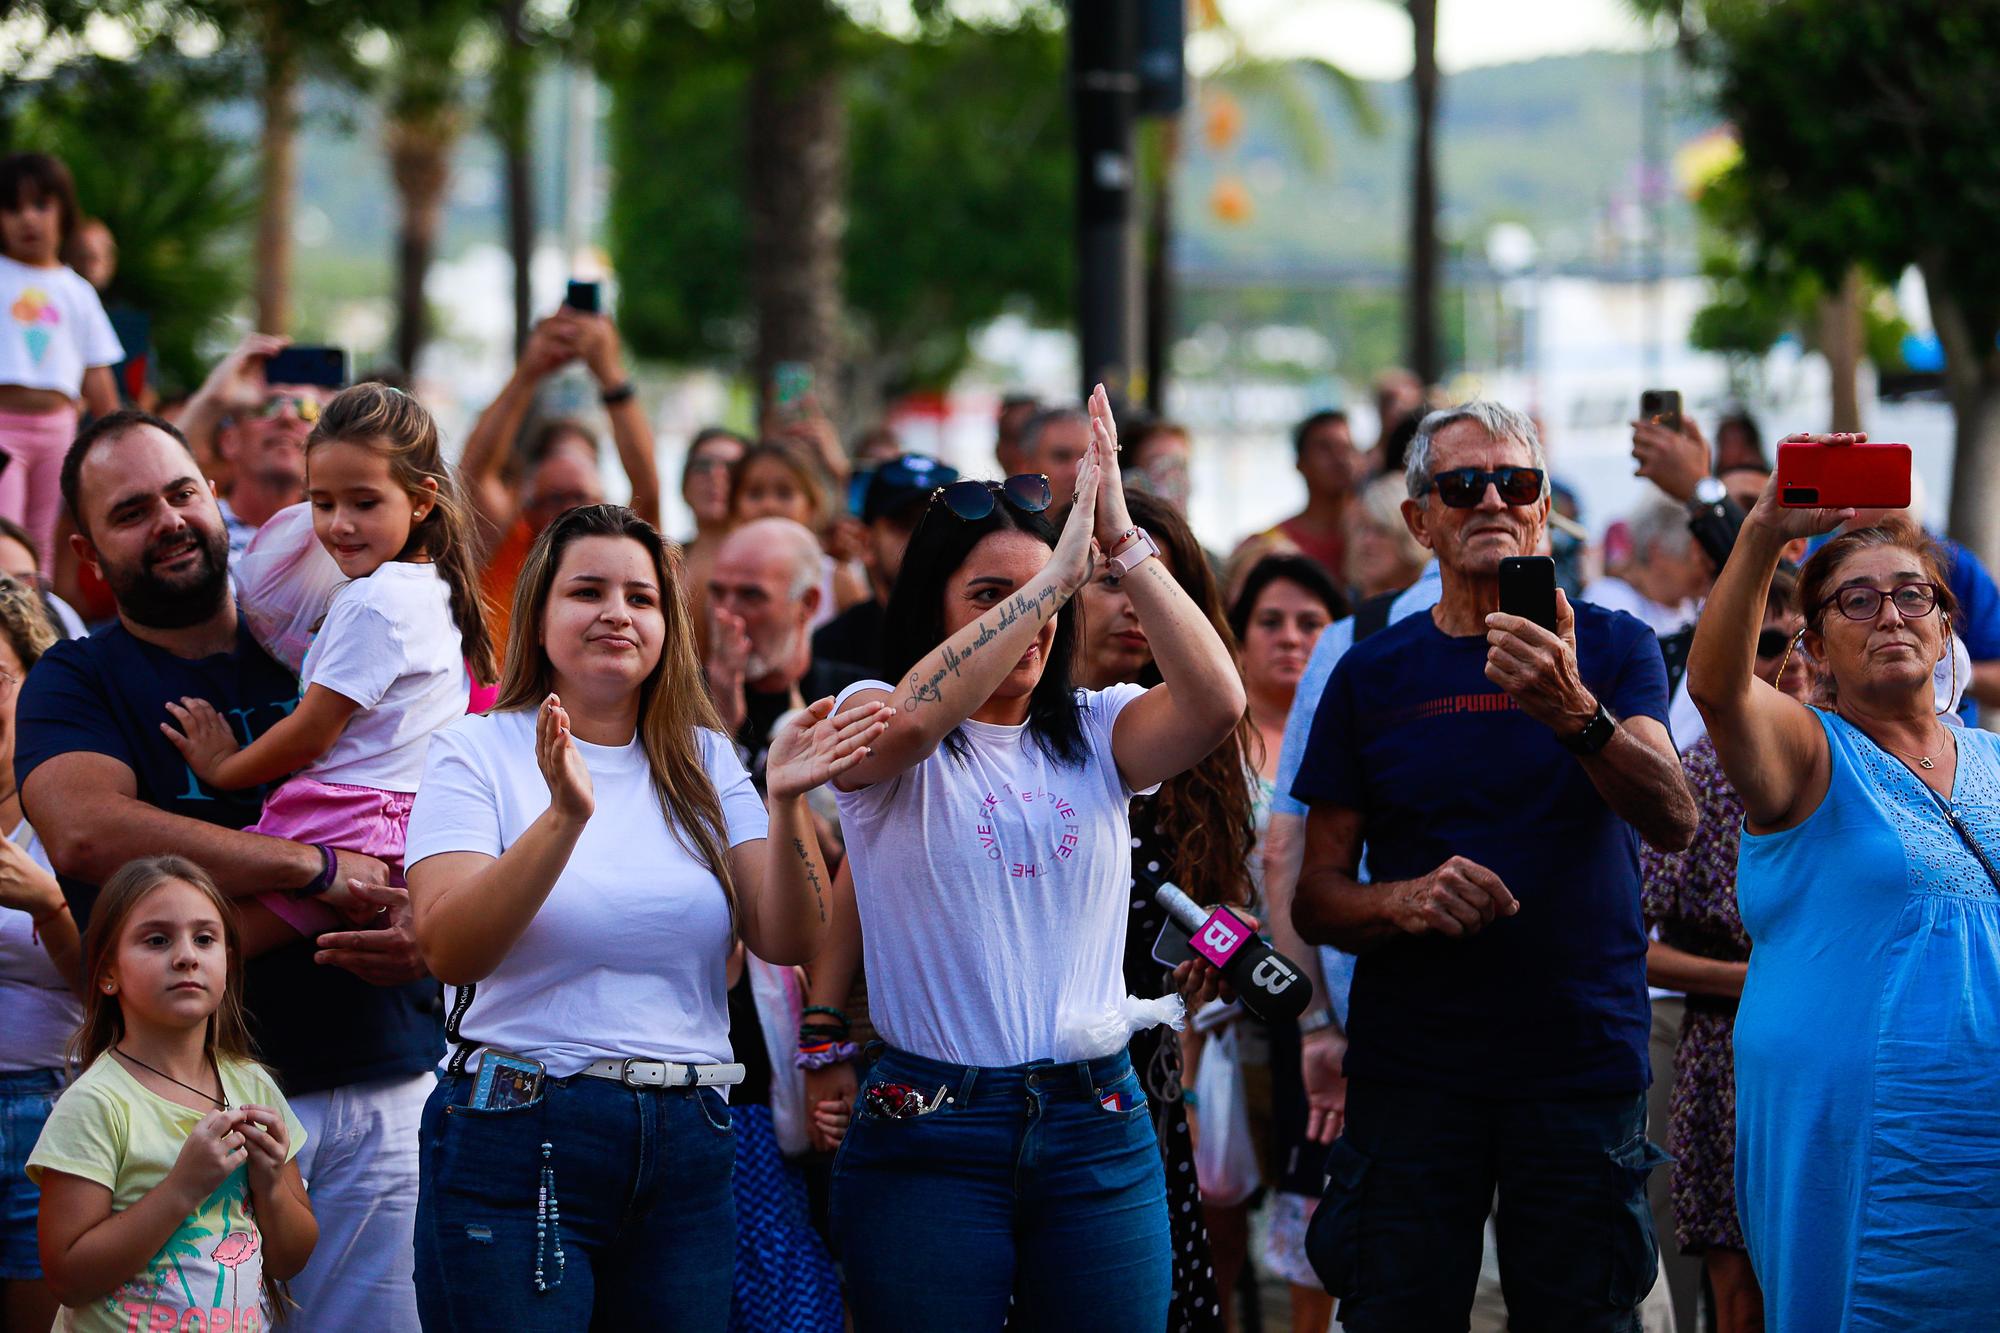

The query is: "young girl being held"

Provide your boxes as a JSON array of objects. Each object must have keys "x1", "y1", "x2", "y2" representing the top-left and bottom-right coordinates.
[
  {"x1": 161, "y1": 383, "x2": 494, "y2": 937},
  {"x1": 0, "y1": 153, "x2": 122, "y2": 573},
  {"x1": 29, "y1": 856, "x2": 315, "y2": 1331}
]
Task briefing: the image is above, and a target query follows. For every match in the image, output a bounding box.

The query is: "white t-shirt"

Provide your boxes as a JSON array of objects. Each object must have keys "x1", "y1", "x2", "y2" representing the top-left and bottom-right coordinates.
[
  {"x1": 833, "y1": 681, "x2": 1156, "y2": 1067},
  {"x1": 299, "y1": 561, "x2": 469, "y2": 791},
  {"x1": 0, "y1": 256, "x2": 121, "y2": 395},
  {"x1": 0, "y1": 821, "x2": 81, "y2": 1071},
  {"x1": 1582, "y1": 576, "x2": 1696, "y2": 638},
  {"x1": 406, "y1": 710, "x2": 768, "y2": 1077}
]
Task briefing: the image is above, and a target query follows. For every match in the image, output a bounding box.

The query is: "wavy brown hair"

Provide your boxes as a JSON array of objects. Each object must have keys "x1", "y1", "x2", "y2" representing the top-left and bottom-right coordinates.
[
  {"x1": 307, "y1": 383, "x2": 497, "y2": 684},
  {"x1": 493, "y1": 504, "x2": 740, "y2": 922},
  {"x1": 1124, "y1": 491, "x2": 1257, "y2": 907}
]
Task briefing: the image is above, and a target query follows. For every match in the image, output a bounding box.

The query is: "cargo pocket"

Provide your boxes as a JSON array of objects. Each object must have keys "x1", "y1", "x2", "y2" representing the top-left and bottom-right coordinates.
[
  {"x1": 1604, "y1": 1134, "x2": 1672, "y2": 1307},
  {"x1": 1304, "y1": 1136, "x2": 1371, "y2": 1298}
]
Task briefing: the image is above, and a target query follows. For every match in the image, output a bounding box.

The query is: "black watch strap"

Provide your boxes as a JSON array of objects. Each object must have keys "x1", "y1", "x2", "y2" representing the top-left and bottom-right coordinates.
[{"x1": 1560, "y1": 702, "x2": 1617, "y2": 756}]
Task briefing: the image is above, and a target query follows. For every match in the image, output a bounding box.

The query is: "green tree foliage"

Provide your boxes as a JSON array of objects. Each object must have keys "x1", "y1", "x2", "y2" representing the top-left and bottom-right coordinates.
[
  {"x1": 1, "y1": 50, "x2": 255, "y2": 393},
  {"x1": 603, "y1": 14, "x2": 1071, "y2": 395}
]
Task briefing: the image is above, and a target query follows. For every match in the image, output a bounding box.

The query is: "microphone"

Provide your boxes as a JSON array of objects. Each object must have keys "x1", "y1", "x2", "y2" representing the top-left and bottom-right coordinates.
[{"x1": 1139, "y1": 866, "x2": 1313, "y2": 1023}]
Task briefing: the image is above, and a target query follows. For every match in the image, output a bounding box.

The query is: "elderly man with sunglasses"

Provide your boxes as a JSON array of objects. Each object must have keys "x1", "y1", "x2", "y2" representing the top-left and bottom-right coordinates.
[
  {"x1": 177, "y1": 333, "x2": 326, "y2": 561},
  {"x1": 1290, "y1": 400, "x2": 1697, "y2": 1333}
]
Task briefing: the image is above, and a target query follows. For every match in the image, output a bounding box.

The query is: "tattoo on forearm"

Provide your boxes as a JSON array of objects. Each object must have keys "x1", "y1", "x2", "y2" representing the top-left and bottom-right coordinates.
[
  {"x1": 792, "y1": 837, "x2": 827, "y2": 923},
  {"x1": 903, "y1": 582, "x2": 1066, "y2": 712}
]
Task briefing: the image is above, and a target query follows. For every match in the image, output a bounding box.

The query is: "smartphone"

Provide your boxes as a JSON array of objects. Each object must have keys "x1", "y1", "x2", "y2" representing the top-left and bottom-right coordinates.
[
  {"x1": 1640, "y1": 388, "x2": 1683, "y2": 434},
  {"x1": 471, "y1": 1049, "x2": 545, "y2": 1111},
  {"x1": 1499, "y1": 555, "x2": 1559, "y2": 633},
  {"x1": 1776, "y1": 440, "x2": 1912, "y2": 509},
  {"x1": 772, "y1": 361, "x2": 814, "y2": 412},
  {"x1": 263, "y1": 345, "x2": 347, "y2": 389},
  {"x1": 1152, "y1": 917, "x2": 1195, "y2": 970},
  {"x1": 564, "y1": 279, "x2": 601, "y2": 314}
]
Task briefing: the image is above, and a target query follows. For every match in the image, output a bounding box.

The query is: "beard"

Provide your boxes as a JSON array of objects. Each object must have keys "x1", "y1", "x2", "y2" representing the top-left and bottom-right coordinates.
[
  {"x1": 744, "y1": 623, "x2": 802, "y2": 685},
  {"x1": 103, "y1": 525, "x2": 232, "y2": 630}
]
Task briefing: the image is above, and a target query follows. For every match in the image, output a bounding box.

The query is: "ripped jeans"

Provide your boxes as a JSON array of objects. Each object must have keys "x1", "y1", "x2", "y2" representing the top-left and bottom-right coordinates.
[
  {"x1": 413, "y1": 1071, "x2": 737, "y2": 1331},
  {"x1": 829, "y1": 1046, "x2": 1172, "y2": 1331}
]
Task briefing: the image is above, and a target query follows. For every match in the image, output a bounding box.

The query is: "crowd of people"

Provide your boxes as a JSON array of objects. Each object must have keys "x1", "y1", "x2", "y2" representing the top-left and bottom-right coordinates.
[{"x1": 3, "y1": 144, "x2": 2000, "y2": 1333}]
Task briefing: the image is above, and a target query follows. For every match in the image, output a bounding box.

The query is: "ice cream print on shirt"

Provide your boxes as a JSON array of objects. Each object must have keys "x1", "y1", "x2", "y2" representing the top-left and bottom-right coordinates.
[
  {"x1": 975, "y1": 781, "x2": 1082, "y2": 879},
  {"x1": 11, "y1": 286, "x2": 59, "y2": 365},
  {"x1": 95, "y1": 1168, "x2": 269, "y2": 1333}
]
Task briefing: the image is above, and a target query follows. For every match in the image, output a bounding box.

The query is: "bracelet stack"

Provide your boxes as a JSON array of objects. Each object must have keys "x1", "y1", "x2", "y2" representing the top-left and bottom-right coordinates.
[{"x1": 796, "y1": 1005, "x2": 859, "y2": 1071}]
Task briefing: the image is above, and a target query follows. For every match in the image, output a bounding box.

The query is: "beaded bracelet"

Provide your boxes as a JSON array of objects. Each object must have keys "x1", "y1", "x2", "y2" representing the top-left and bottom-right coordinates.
[{"x1": 802, "y1": 1005, "x2": 850, "y2": 1031}]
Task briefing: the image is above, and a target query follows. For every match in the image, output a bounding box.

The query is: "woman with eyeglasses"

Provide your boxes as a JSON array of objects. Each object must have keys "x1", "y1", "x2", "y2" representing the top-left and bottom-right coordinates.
[
  {"x1": 1687, "y1": 436, "x2": 2000, "y2": 1330},
  {"x1": 1641, "y1": 567, "x2": 1804, "y2": 1333},
  {"x1": 825, "y1": 387, "x2": 1244, "y2": 1329}
]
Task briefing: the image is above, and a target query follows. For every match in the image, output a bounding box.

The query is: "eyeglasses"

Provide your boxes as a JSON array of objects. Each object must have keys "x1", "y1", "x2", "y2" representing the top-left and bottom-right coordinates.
[
  {"x1": 1816, "y1": 581, "x2": 1941, "y2": 622},
  {"x1": 930, "y1": 474, "x2": 1052, "y2": 522},
  {"x1": 254, "y1": 394, "x2": 321, "y2": 424},
  {"x1": 1756, "y1": 629, "x2": 1793, "y2": 659},
  {"x1": 1421, "y1": 466, "x2": 1546, "y2": 509}
]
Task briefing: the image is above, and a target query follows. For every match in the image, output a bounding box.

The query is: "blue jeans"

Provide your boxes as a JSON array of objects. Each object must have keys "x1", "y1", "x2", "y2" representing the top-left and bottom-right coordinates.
[
  {"x1": 414, "y1": 1071, "x2": 737, "y2": 1331},
  {"x1": 830, "y1": 1046, "x2": 1171, "y2": 1331},
  {"x1": 0, "y1": 1069, "x2": 62, "y2": 1280},
  {"x1": 1308, "y1": 1078, "x2": 1670, "y2": 1333}
]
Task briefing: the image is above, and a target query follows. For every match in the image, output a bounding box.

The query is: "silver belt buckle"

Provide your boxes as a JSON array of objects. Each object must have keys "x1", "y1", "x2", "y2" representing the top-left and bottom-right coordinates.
[{"x1": 619, "y1": 1057, "x2": 657, "y2": 1088}]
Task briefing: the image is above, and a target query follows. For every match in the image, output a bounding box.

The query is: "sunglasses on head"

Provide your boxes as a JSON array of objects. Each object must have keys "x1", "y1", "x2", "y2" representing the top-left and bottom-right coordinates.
[
  {"x1": 1422, "y1": 466, "x2": 1546, "y2": 508},
  {"x1": 931, "y1": 474, "x2": 1052, "y2": 522}
]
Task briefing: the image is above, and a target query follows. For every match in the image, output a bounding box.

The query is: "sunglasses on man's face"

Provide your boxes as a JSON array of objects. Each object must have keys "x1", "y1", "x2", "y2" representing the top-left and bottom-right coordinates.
[
  {"x1": 1422, "y1": 466, "x2": 1546, "y2": 509},
  {"x1": 931, "y1": 474, "x2": 1052, "y2": 522},
  {"x1": 254, "y1": 394, "x2": 321, "y2": 424}
]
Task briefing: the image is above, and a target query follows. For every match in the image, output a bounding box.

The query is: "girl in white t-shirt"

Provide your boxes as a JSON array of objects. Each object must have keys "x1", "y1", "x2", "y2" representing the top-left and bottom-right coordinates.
[
  {"x1": 0, "y1": 154, "x2": 121, "y2": 573},
  {"x1": 401, "y1": 503, "x2": 886, "y2": 1329},
  {"x1": 824, "y1": 386, "x2": 1245, "y2": 1330},
  {"x1": 29, "y1": 855, "x2": 316, "y2": 1333},
  {"x1": 161, "y1": 383, "x2": 493, "y2": 938}
]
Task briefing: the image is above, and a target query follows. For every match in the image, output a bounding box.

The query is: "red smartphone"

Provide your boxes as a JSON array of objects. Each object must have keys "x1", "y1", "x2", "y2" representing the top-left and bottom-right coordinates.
[{"x1": 1775, "y1": 440, "x2": 1912, "y2": 509}]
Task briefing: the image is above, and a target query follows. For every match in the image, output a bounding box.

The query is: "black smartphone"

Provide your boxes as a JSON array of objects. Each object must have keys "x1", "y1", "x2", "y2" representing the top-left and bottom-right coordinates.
[
  {"x1": 564, "y1": 279, "x2": 601, "y2": 314},
  {"x1": 1499, "y1": 555, "x2": 1559, "y2": 633},
  {"x1": 263, "y1": 345, "x2": 347, "y2": 389},
  {"x1": 1640, "y1": 388, "x2": 1683, "y2": 434}
]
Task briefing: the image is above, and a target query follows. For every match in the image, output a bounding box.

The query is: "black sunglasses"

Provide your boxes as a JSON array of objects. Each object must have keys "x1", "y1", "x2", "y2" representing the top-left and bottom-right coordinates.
[
  {"x1": 1756, "y1": 628, "x2": 1793, "y2": 659},
  {"x1": 931, "y1": 474, "x2": 1052, "y2": 521},
  {"x1": 1422, "y1": 466, "x2": 1546, "y2": 508}
]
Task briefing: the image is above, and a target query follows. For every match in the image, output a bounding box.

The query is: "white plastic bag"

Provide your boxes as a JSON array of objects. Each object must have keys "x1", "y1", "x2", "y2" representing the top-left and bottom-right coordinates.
[
  {"x1": 1192, "y1": 1017, "x2": 1260, "y2": 1206},
  {"x1": 233, "y1": 501, "x2": 342, "y2": 674}
]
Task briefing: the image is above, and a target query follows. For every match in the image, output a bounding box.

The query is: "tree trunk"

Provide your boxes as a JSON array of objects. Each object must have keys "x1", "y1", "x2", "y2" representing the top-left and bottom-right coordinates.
[
  {"x1": 388, "y1": 109, "x2": 457, "y2": 375},
  {"x1": 1926, "y1": 264, "x2": 2000, "y2": 566},
  {"x1": 255, "y1": 5, "x2": 298, "y2": 335},
  {"x1": 747, "y1": 43, "x2": 847, "y2": 418},
  {"x1": 498, "y1": 0, "x2": 536, "y2": 357},
  {"x1": 1817, "y1": 265, "x2": 1865, "y2": 433},
  {"x1": 1142, "y1": 118, "x2": 1178, "y2": 416},
  {"x1": 1406, "y1": 0, "x2": 1441, "y2": 385}
]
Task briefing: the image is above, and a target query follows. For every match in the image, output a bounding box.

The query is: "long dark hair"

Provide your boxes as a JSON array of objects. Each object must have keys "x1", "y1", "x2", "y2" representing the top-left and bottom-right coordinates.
[
  {"x1": 881, "y1": 486, "x2": 1086, "y2": 766},
  {"x1": 307, "y1": 384, "x2": 497, "y2": 684},
  {"x1": 492, "y1": 504, "x2": 740, "y2": 923},
  {"x1": 1118, "y1": 491, "x2": 1258, "y2": 907},
  {"x1": 1228, "y1": 553, "x2": 1350, "y2": 646}
]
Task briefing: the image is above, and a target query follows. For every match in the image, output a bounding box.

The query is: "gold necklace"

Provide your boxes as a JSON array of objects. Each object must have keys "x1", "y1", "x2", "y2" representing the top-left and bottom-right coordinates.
[{"x1": 1877, "y1": 727, "x2": 1949, "y2": 772}]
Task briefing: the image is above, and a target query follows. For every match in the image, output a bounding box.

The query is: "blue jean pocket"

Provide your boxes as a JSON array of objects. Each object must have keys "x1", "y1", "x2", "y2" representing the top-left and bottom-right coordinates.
[
  {"x1": 1091, "y1": 1069, "x2": 1149, "y2": 1117},
  {"x1": 692, "y1": 1086, "x2": 734, "y2": 1134},
  {"x1": 1604, "y1": 1134, "x2": 1671, "y2": 1306}
]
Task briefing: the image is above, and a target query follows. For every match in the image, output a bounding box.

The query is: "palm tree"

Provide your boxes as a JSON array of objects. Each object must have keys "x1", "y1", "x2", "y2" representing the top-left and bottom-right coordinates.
[
  {"x1": 1407, "y1": 0, "x2": 1439, "y2": 384},
  {"x1": 382, "y1": 10, "x2": 477, "y2": 373}
]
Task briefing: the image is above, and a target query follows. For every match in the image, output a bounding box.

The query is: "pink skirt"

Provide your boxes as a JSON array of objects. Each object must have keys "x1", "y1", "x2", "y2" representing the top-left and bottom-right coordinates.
[{"x1": 248, "y1": 776, "x2": 415, "y2": 938}]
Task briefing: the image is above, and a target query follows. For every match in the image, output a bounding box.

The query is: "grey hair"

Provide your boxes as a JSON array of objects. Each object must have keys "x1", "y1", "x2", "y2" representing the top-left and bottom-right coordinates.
[
  {"x1": 1020, "y1": 406, "x2": 1089, "y2": 462},
  {"x1": 726, "y1": 516, "x2": 823, "y2": 600},
  {"x1": 1628, "y1": 496, "x2": 1695, "y2": 561},
  {"x1": 1403, "y1": 400, "x2": 1549, "y2": 503}
]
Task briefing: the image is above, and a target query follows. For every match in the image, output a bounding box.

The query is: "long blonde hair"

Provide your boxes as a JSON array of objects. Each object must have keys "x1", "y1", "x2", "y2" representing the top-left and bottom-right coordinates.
[
  {"x1": 307, "y1": 383, "x2": 497, "y2": 684},
  {"x1": 492, "y1": 504, "x2": 740, "y2": 920}
]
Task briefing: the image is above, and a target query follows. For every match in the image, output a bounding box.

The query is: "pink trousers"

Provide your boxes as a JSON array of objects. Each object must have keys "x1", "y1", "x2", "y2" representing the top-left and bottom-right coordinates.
[
  {"x1": 0, "y1": 405, "x2": 78, "y2": 575},
  {"x1": 248, "y1": 776, "x2": 414, "y2": 939}
]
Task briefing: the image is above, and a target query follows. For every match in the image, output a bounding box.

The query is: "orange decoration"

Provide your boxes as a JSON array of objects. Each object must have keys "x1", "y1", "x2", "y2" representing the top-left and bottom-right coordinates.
[
  {"x1": 1210, "y1": 176, "x2": 1252, "y2": 224},
  {"x1": 1204, "y1": 92, "x2": 1244, "y2": 151}
]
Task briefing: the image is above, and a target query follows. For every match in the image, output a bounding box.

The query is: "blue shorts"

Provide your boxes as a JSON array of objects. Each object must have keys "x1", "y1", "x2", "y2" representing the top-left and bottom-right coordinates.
[{"x1": 0, "y1": 1068, "x2": 63, "y2": 1280}]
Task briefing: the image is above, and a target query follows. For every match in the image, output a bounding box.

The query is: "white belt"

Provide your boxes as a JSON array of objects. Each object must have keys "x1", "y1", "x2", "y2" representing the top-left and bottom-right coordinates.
[{"x1": 577, "y1": 1058, "x2": 745, "y2": 1089}]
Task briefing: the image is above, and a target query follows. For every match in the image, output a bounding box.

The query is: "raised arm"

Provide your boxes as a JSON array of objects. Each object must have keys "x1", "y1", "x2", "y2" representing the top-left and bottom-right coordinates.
[
  {"x1": 459, "y1": 317, "x2": 580, "y2": 553},
  {"x1": 579, "y1": 314, "x2": 661, "y2": 528},
  {"x1": 1687, "y1": 446, "x2": 1851, "y2": 828},
  {"x1": 1085, "y1": 385, "x2": 1245, "y2": 789},
  {"x1": 831, "y1": 441, "x2": 1104, "y2": 786},
  {"x1": 178, "y1": 334, "x2": 290, "y2": 477}
]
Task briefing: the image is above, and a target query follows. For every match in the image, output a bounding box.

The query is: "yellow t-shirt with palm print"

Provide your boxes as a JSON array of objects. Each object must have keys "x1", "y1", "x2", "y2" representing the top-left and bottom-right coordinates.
[{"x1": 28, "y1": 1051, "x2": 306, "y2": 1333}]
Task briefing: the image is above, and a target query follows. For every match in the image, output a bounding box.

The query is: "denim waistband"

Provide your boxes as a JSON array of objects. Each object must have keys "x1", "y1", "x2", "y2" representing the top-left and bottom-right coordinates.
[
  {"x1": 871, "y1": 1045, "x2": 1134, "y2": 1104},
  {"x1": 0, "y1": 1068, "x2": 64, "y2": 1094}
]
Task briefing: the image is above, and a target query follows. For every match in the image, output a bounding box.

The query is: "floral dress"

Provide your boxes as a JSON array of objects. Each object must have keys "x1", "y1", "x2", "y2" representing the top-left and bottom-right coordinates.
[{"x1": 1639, "y1": 735, "x2": 1751, "y2": 1252}]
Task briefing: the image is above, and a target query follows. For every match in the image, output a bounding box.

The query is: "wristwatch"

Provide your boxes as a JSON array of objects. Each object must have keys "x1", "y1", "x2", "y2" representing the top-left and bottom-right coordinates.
[
  {"x1": 1691, "y1": 476, "x2": 1727, "y2": 507},
  {"x1": 1106, "y1": 527, "x2": 1160, "y2": 579},
  {"x1": 1297, "y1": 1006, "x2": 1337, "y2": 1037},
  {"x1": 1560, "y1": 701, "x2": 1618, "y2": 756}
]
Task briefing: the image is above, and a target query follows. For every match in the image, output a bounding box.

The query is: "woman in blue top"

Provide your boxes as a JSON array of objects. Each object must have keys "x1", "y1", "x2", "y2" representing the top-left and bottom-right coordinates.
[{"x1": 1688, "y1": 433, "x2": 2000, "y2": 1331}]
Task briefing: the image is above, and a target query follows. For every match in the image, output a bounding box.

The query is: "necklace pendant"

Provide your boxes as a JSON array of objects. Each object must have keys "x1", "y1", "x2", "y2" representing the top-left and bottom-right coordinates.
[{"x1": 1921, "y1": 757, "x2": 1936, "y2": 770}]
